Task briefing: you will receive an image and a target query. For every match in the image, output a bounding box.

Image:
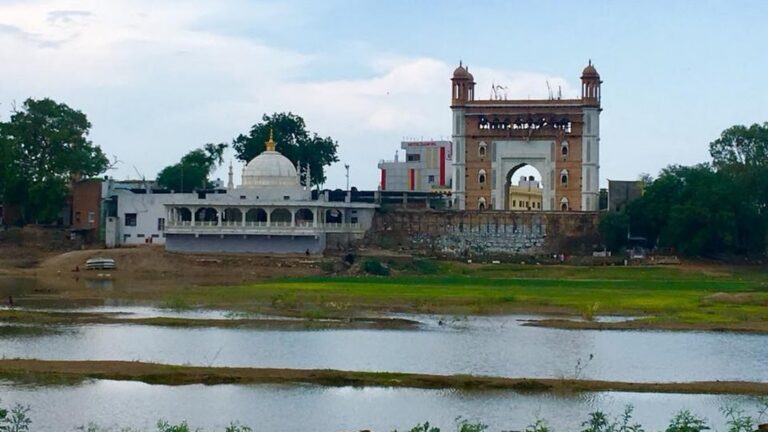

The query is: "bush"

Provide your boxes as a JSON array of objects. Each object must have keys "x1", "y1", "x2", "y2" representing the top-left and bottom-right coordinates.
[
  {"x1": 413, "y1": 259, "x2": 440, "y2": 275},
  {"x1": 362, "y1": 259, "x2": 390, "y2": 276},
  {"x1": 665, "y1": 410, "x2": 709, "y2": 432}
]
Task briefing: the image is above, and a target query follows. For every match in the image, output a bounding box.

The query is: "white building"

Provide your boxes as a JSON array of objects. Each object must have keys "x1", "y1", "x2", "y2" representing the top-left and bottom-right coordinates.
[
  {"x1": 378, "y1": 140, "x2": 452, "y2": 192},
  {"x1": 162, "y1": 131, "x2": 377, "y2": 254}
]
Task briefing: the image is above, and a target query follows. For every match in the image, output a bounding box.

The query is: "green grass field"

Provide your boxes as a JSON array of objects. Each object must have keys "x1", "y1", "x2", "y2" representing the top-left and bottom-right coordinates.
[{"x1": 174, "y1": 263, "x2": 768, "y2": 327}]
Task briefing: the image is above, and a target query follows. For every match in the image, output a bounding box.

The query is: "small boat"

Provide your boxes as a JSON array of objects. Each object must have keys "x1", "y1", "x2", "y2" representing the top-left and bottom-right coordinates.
[{"x1": 84, "y1": 257, "x2": 117, "y2": 270}]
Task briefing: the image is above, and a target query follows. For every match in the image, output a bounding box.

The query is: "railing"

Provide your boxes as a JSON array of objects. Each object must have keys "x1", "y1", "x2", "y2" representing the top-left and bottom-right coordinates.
[{"x1": 165, "y1": 221, "x2": 365, "y2": 234}]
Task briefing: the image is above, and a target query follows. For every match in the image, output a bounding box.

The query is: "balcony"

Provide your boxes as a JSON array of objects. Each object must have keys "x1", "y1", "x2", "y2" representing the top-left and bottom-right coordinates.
[{"x1": 165, "y1": 221, "x2": 366, "y2": 236}]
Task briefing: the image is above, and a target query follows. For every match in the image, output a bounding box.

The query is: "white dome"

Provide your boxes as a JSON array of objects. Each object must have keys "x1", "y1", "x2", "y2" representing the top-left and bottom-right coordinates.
[{"x1": 241, "y1": 150, "x2": 299, "y2": 188}]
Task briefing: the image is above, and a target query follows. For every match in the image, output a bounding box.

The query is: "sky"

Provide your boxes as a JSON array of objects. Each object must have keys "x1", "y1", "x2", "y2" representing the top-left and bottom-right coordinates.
[{"x1": 1, "y1": 0, "x2": 767, "y2": 189}]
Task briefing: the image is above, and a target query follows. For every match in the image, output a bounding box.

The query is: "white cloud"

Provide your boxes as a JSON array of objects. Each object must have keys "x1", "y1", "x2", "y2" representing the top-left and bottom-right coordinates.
[{"x1": 0, "y1": 0, "x2": 579, "y2": 189}]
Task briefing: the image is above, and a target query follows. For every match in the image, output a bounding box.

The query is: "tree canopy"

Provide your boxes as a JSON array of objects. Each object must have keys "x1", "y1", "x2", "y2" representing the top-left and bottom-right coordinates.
[
  {"x1": 232, "y1": 112, "x2": 339, "y2": 186},
  {"x1": 156, "y1": 143, "x2": 227, "y2": 193},
  {"x1": 601, "y1": 122, "x2": 768, "y2": 257},
  {"x1": 0, "y1": 98, "x2": 109, "y2": 224}
]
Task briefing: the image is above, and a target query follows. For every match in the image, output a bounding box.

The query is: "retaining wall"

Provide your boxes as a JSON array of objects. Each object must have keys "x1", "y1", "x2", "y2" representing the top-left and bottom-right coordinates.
[{"x1": 366, "y1": 210, "x2": 600, "y2": 258}]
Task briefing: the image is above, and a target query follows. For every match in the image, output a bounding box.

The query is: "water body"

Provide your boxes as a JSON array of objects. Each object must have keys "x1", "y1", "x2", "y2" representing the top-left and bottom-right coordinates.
[
  {"x1": 0, "y1": 380, "x2": 763, "y2": 432},
  {"x1": 1, "y1": 311, "x2": 766, "y2": 383}
]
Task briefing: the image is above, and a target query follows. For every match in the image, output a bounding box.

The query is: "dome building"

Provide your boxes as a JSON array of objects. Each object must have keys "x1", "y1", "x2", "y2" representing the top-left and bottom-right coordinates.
[{"x1": 161, "y1": 130, "x2": 376, "y2": 254}]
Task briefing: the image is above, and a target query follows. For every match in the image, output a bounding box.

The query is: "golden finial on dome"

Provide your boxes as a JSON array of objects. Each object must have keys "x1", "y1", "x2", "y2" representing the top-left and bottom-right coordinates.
[{"x1": 265, "y1": 128, "x2": 276, "y2": 152}]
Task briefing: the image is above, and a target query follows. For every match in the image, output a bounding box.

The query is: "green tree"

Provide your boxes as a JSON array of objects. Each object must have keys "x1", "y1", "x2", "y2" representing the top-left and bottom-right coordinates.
[
  {"x1": 599, "y1": 212, "x2": 629, "y2": 252},
  {"x1": 232, "y1": 112, "x2": 339, "y2": 186},
  {"x1": 156, "y1": 143, "x2": 227, "y2": 192},
  {"x1": 709, "y1": 123, "x2": 768, "y2": 170},
  {"x1": 0, "y1": 98, "x2": 108, "y2": 224}
]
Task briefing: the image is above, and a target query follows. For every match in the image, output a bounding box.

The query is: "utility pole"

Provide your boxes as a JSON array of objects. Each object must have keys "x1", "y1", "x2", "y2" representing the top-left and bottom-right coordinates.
[{"x1": 344, "y1": 164, "x2": 350, "y2": 191}]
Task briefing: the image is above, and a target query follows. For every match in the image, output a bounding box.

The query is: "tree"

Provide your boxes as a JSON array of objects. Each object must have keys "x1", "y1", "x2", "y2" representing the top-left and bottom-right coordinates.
[
  {"x1": 0, "y1": 98, "x2": 108, "y2": 224},
  {"x1": 709, "y1": 123, "x2": 768, "y2": 170},
  {"x1": 232, "y1": 112, "x2": 339, "y2": 186},
  {"x1": 599, "y1": 212, "x2": 629, "y2": 252},
  {"x1": 156, "y1": 143, "x2": 228, "y2": 192}
]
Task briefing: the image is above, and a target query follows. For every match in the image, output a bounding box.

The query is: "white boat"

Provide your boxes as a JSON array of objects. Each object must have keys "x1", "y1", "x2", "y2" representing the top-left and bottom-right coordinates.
[{"x1": 84, "y1": 257, "x2": 116, "y2": 270}]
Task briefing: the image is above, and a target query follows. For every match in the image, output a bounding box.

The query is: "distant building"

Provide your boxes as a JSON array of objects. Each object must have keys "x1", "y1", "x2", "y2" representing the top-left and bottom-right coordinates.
[
  {"x1": 507, "y1": 176, "x2": 543, "y2": 211},
  {"x1": 378, "y1": 140, "x2": 452, "y2": 193},
  {"x1": 69, "y1": 178, "x2": 103, "y2": 243},
  {"x1": 608, "y1": 180, "x2": 644, "y2": 212},
  {"x1": 450, "y1": 61, "x2": 602, "y2": 211}
]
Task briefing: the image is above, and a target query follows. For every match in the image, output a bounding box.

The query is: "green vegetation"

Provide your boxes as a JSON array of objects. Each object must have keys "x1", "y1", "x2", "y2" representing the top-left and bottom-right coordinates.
[
  {"x1": 363, "y1": 259, "x2": 390, "y2": 276},
  {"x1": 601, "y1": 122, "x2": 768, "y2": 256},
  {"x1": 156, "y1": 143, "x2": 228, "y2": 193},
  {"x1": 4, "y1": 400, "x2": 766, "y2": 432},
  {"x1": 232, "y1": 112, "x2": 339, "y2": 186},
  {"x1": 166, "y1": 263, "x2": 768, "y2": 330},
  {"x1": 0, "y1": 98, "x2": 109, "y2": 225}
]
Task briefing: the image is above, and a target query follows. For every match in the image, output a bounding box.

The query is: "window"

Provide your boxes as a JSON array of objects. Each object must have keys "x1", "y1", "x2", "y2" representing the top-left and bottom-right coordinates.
[
  {"x1": 478, "y1": 169, "x2": 486, "y2": 185},
  {"x1": 75, "y1": 211, "x2": 82, "y2": 223},
  {"x1": 478, "y1": 197, "x2": 486, "y2": 210},
  {"x1": 560, "y1": 197, "x2": 569, "y2": 211},
  {"x1": 158, "y1": 218, "x2": 165, "y2": 231},
  {"x1": 478, "y1": 142, "x2": 487, "y2": 158},
  {"x1": 512, "y1": 200, "x2": 516, "y2": 207},
  {"x1": 125, "y1": 213, "x2": 137, "y2": 227},
  {"x1": 561, "y1": 141, "x2": 569, "y2": 158},
  {"x1": 406, "y1": 154, "x2": 420, "y2": 162},
  {"x1": 428, "y1": 175, "x2": 435, "y2": 184},
  {"x1": 283, "y1": 196, "x2": 290, "y2": 200},
  {"x1": 137, "y1": 234, "x2": 145, "y2": 238},
  {"x1": 88, "y1": 212, "x2": 95, "y2": 223},
  {"x1": 560, "y1": 169, "x2": 569, "y2": 187},
  {"x1": 240, "y1": 195, "x2": 246, "y2": 199}
]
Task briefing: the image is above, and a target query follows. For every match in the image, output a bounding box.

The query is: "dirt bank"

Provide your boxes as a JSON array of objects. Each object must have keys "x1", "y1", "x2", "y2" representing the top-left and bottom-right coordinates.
[
  {"x1": 522, "y1": 318, "x2": 768, "y2": 334},
  {"x1": 0, "y1": 310, "x2": 420, "y2": 330},
  {"x1": 0, "y1": 359, "x2": 766, "y2": 395}
]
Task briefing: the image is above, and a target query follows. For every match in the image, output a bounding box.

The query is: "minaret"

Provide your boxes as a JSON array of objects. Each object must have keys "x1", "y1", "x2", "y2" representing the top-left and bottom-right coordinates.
[
  {"x1": 227, "y1": 161, "x2": 234, "y2": 190},
  {"x1": 580, "y1": 60, "x2": 601, "y2": 211},
  {"x1": 451, "y1": 61, "x2": 474, "y2": 210}
]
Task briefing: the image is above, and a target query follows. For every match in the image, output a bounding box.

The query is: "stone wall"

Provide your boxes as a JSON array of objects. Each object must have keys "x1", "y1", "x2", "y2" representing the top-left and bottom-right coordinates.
[{"x1": 366, "y1": 210, "x2": 600, "y2": 258}]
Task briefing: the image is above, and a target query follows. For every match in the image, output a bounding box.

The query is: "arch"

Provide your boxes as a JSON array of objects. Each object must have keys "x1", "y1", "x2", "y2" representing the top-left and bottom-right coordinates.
[
  {"x1": 223, "y1": 208, "x2": 242, "y2": 225},
  {"x1": 478, "y1": 141, "x2": 487, "y2": 157},
  {"x1": 195, "y1": 207, "x2": 219, "y2": 224},
  {"x1": 270, "y1": 208, "x2": 292, "y2": 224},
  {"x1": 561, "y1": 141, "x2": 569, "y2": 158},
  {"x1": 295, "y1": 208, "x2": 314, "y2": 226},
  {"x1": 560, "y1": 197, "x2": 570, "y2": 211},
  {"x1": 478, "y1": 169, "x2": 487, "y2": 185},
  {"x1": 560, "y1": 169, "x2": 569, "y2": 186},
  {"x1": 245, "y1": 208, "x2": 267, "y2": 223},
  {"x1": 503, "y1": 164, "x2": 544, "y2": 211},
  {"x1": 325, "y1": 208, "x2": 344, "y2": 224},
  {"x1": 174, "y1": 207, "x2": 192, "y2": 222},
  {"x1": 478, "y1": 197, "x2": 486, "y2": 210}
]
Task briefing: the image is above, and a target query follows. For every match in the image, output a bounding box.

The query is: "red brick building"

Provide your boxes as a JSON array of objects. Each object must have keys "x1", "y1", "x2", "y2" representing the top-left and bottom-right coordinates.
[{"x1": 450, "y1": 61, "x2": 602, "y2": 211}]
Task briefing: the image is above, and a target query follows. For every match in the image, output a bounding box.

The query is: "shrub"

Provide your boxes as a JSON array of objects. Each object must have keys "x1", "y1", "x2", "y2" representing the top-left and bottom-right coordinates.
[
  {"x1": 413, "y1": 259, "x2": 440, "y2": 274},
  {"x1": 665, "y1": 410, "x2": 709, "y2": 432},
  {"x1": 362, "y1": 259, "x2": 390, "y2": 276},
  {"x1": 0, "y1": 402, "x2": 32, "y2": 432}
]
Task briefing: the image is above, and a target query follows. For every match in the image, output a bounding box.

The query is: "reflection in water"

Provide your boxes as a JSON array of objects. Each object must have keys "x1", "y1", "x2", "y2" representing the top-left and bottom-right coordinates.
[
  {"x1": 0, "y1": 315, "x2": 766, "y2": 383},
  {"x1": 0, "y1": 380, "x2": 762, "y2": 432}
]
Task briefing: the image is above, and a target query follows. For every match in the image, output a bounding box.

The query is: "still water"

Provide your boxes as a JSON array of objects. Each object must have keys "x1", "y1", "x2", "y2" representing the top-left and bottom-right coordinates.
[
  {"x1": 0, "y1": 380, "x2": 763, "y2": 432},
  {"x1": 1, "y1": 310, "x2": 766, "y2": 383}
]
